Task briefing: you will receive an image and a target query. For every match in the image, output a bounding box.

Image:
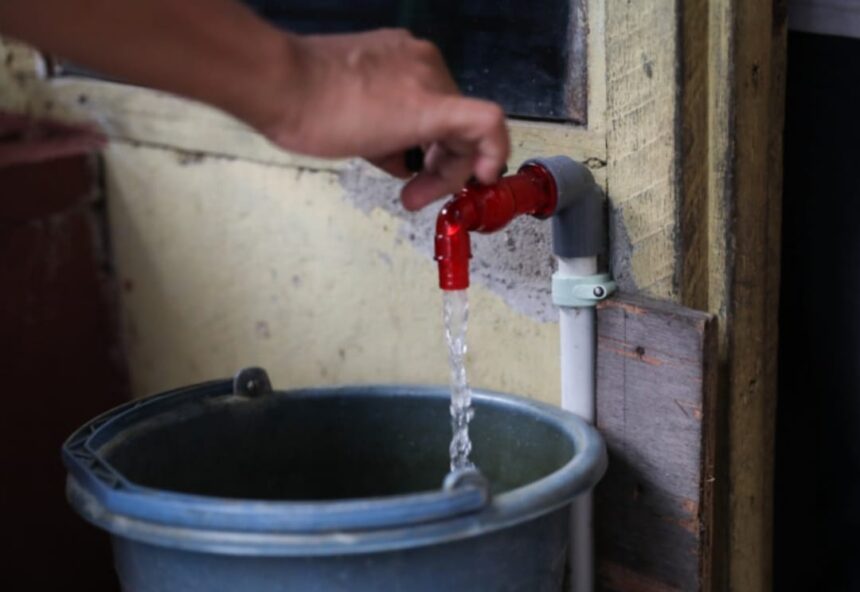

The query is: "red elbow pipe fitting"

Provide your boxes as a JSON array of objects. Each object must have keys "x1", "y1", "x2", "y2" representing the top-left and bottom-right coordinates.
[{"x1": 435, "y1": 164, "x2": 558, "y2": 291}]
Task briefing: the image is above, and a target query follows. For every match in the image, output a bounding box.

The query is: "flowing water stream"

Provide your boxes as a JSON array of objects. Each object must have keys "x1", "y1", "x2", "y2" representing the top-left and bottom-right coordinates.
[{"x1": 443, "y1": 289, "x2": 475, "y2": 472}]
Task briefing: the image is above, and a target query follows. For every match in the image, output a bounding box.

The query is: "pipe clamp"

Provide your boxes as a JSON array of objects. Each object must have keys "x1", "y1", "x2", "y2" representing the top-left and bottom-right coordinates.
[{"x1": 552, "y1": 273, "x2": 617, "y2": 308}]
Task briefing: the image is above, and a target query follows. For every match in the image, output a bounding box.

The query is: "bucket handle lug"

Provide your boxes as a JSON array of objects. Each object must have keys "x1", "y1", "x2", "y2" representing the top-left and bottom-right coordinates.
[{"x1": 233, "y1": 367, "x2": 273, "y2": 397}]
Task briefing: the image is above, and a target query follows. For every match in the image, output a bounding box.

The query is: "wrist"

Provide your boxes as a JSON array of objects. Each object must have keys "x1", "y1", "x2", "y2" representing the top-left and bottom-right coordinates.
[{"x1": 220, "y1": 29, "x2": 305, "y2": 143}]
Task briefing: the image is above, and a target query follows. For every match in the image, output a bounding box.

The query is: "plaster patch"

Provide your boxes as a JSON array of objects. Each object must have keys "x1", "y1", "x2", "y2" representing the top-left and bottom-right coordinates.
[{"x1": 339, "y1": 160, "x2": 559, "y2": 322}]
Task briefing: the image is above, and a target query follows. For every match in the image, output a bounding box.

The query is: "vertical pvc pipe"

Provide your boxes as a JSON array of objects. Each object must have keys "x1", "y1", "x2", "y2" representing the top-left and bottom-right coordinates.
[{"x1": 558, "y1": 255, "x2": 598, "y2": 592}]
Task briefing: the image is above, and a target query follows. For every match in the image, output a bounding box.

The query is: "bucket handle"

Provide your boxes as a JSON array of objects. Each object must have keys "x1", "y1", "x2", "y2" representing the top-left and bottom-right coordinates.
[
  {"x1": 233, "y1": 367, "x2": 272, "y2": 397},
  {"x1": 63, "y1": 373, "x2": 495, "y2": 533}
]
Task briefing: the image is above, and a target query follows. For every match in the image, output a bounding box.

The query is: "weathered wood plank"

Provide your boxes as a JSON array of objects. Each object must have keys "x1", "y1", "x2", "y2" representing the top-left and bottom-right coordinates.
[
  {"x1": 604, "y1": 0, "x2": 681, "y2": 299},
  {"x1": 724, "y1": 1, "x2": 786, "y2": 590},
  {"x1": 699, "y1": 1, "x2": 787, "y2": 590},
  {"x1": 596, "y1": 293, "x2": 718, "y2": 592},
  {"x1": 679, "y1": 0, "x2": 710, "y2": 312}
]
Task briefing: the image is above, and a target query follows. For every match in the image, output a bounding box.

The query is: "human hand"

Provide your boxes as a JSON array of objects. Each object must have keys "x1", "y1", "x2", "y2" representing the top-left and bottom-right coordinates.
[{"x1": 253, "y1": 29, "x2": 510, "y2": 211}]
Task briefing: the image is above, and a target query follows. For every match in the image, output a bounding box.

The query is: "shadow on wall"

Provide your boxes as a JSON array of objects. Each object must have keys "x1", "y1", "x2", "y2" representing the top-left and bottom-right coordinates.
[{"x1": 0, "y1": 115, "x2": 129, "y2": 589}]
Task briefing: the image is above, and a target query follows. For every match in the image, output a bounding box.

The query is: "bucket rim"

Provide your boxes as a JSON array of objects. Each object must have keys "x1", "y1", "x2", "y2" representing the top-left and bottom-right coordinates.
[{"x1": 63, "y1": 381, "x2": 607, "y2": 556}]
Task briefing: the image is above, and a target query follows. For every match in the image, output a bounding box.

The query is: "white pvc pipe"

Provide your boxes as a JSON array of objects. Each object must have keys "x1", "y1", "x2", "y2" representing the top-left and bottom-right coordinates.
[
  {"x1": 558, "y1": 256, "x2": 597, "y2": 421},
  {"x1": 558, "y1": 256, "x2": 598, "y2": 592}
]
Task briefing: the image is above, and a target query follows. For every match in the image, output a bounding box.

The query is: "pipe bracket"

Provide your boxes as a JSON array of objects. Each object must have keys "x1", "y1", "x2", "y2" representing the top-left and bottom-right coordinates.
[{"x1": 552, "y1": 272, "x2": 617, "y2": 308}]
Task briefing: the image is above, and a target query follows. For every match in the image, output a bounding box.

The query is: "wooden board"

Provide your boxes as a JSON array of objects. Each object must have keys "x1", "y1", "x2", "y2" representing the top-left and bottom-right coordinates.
[
  {"x1": 681, "y1": 1, "x2": 787, "y2": 589},
  {"x1": 725, "y1": 3, "x2": 786, "y2": 590},
  {"x1": 595, "y1": 293, "x2": 718, "y2": 592}
]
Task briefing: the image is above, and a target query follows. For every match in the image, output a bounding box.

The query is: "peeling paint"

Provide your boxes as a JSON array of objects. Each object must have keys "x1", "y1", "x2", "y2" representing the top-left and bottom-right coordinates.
[{"x1": 339, "y1": 160, "x2": 562, "y2": 322}]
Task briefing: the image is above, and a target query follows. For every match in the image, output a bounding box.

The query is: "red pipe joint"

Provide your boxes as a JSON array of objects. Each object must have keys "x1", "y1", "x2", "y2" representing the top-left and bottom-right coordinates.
[{"x1": 435, "y1": 163, "x2": 558, "y2": 290}]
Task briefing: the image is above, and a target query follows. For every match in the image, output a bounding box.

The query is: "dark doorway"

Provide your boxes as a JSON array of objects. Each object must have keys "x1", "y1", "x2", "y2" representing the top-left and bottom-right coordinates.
[{"x1": 776, "y1": 31, "x2": 860, "y2": 592}]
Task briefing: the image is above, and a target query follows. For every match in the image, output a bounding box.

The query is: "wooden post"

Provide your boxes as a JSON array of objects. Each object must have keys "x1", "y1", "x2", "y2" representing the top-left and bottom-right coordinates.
[{"x1": 681, "y1": 1, "x2": 787, "y2": 590}]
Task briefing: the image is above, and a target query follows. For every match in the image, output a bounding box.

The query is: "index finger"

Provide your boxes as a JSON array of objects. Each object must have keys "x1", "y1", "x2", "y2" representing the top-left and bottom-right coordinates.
[{"x1": 417, "y1": 96, "x2": 509, "y2": 185}]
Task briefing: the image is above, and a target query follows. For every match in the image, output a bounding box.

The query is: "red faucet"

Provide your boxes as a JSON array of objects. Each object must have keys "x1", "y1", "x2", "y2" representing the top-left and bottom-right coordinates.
[{"x1": 435, "y1": 163, "x2": 559, "y2": 290}]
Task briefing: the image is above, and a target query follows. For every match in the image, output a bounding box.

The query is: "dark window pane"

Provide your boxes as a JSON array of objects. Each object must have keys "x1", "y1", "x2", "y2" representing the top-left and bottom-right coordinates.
[
  {"x1": 55, "y1": 1, "x2": 586, "y2": 123},
  {"x1": 243, "y1": 0, "x2": 586, "y2": 122}
]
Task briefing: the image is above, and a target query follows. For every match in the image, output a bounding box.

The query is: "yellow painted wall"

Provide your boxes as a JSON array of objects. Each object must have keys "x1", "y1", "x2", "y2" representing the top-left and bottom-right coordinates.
[{"x1": 105, "y1": 142, "x2": 561, "y2": 401}]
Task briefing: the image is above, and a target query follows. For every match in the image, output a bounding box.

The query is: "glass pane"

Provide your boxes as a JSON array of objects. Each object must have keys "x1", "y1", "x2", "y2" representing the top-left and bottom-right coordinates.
[{"x1": 243, "y1": 0, "x2": 586, "y2": 122}]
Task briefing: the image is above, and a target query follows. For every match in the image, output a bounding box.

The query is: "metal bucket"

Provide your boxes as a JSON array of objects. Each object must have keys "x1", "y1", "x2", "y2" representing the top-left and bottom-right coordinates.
[{"x1": 63, "y1": 368, "x2": 606, "y2": 591}]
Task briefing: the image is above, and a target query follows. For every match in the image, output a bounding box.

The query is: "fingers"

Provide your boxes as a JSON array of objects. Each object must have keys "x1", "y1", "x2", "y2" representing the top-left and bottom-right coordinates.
[
  {"x1": 372, "y1": 95, "x2": 510, "y2": 212},
  {"x1": 283, "y1": 29, "x2": 507, "y2": 210},
  {"x1": 396, "y1": 96, "x2": 509, "y2": 211},
  {"x1": 417, "y1": 96, "x2": 509, "y2": 185},
  {"x1": 400, "y1": 142, "x2": 475, "y2": 211},
  {"x1": 401, "y1": 170, "x2": 463, "y2": 212}
]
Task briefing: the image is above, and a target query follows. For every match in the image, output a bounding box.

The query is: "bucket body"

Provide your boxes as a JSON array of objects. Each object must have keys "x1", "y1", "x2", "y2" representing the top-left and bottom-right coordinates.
[
  {"x1": 64, "y1": 376, "x2": 606, "y2": 592},
  {"x1": 110, "y1": 509, "x2": 569, "y2": 591}
]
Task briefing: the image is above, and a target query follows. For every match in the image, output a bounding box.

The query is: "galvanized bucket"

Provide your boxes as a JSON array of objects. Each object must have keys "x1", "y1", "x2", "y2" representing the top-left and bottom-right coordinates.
[{"x1": 64, "y1": 368, "x2": 606, "y2": 591}]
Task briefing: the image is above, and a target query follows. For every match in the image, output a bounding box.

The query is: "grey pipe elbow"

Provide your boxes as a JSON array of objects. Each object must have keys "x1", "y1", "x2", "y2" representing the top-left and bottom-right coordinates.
[{"x1": 525, "y1": 156, "x2": 607, "y2": 258}]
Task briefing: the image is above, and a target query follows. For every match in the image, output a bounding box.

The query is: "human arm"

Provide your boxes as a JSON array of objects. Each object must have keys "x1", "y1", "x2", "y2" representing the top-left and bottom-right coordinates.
[{"x1": 0, "y1": 0, "x2": 510, "y2": 209}]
